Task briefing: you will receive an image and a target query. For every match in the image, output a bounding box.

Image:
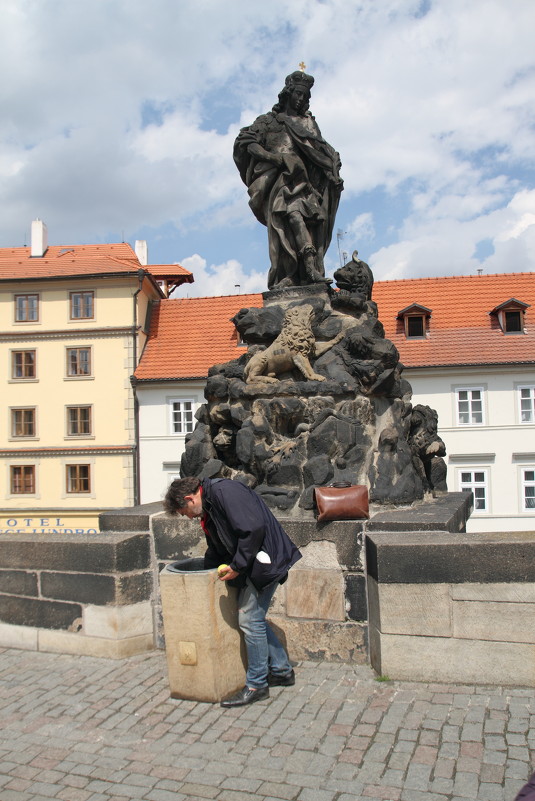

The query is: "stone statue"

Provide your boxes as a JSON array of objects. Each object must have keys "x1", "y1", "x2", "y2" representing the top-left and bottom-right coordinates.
[
  {"x1": 234, "y1": 71, "x2": 343, "y2": 290},
  {"x1": 243, "y1": 304, "x2": 344, "y2": 383}
]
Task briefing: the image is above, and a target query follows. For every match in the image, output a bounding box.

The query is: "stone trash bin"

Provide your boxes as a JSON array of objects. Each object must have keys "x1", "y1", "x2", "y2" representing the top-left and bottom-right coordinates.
[{"x1": 159, "y1": 558, "x2": 246, "y2": 702}]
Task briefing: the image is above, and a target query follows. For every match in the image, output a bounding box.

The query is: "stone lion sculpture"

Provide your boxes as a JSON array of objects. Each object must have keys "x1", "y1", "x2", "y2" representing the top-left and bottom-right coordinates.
[{"x1": 244, "y1": 304, "x2": 343, "y2": 383}]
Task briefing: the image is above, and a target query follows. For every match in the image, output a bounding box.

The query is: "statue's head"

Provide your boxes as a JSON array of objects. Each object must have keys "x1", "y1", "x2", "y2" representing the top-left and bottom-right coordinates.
[{"x1": 274, "y1": 71, "x2": 314, "y2": 115}]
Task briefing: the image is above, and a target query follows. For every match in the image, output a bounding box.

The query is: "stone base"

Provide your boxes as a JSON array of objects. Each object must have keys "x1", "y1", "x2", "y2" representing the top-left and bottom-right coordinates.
[
  {"x1": 370, "y1": 624, "x2": 535, "y2": 686},
  {"x1": 269, "y1": 614, "x2": 367, "y2": 663},
  {"x1": 367, "y1": 531, "x2": 535, "y2": 686},
  {"x1": 0, "y1": 621, "x2": 153, "y2": 658}
]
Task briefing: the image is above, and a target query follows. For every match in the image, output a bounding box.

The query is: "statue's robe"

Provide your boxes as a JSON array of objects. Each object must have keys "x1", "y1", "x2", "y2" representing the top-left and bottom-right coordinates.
[{"x1": 234, "y1": 111, "x2": 343, "y2": 289}]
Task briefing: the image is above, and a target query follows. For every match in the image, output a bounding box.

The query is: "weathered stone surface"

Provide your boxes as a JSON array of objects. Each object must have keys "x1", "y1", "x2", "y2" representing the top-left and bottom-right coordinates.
[
  {"x1": 0, "y1": 621, "x2": 38, "y2": 650},
  {"x1": 38, "y1": 629, "x2": 154, "y2": 658},
  {"x1": 370, "y1": 625, "x2": 535, "y2": 686},
  {"x1": 0, "y1": 532, "x2": 151, "y2": 573},
  {"x1": 452, "y1": 600, "x2": 535, "y2": 644},
  {"x1": 368, "y1": 577, "x2": 452, "y2": 636},
  {"x1": 451, "y1": 582, "x2": 535, "y2": 602},
  {"x1": 99, "y1": 503, "x2": 161, "y2": 532},
  {"x1": 152, "y1": 514, "x2": 205, "y2": 561},
  {"x1": 269, "y1": 614, "x2": 367, "y2": 663},
  {"x1": 84, "y1": 601, "x2": 153, "y2": 639},
  {"x1": 345, "y1": 573, "x2": 367, "y2": 621},
  {"x1": 366, "y1": 530, "x2": 535, "y2": 584},
  {"x1": 286, "y1": 567, "x2": 346, "y2": 621},
  {"x1": 117, "y1": 572, "x2": 153, "y2": 604},
  {"x1": 0, "y1": 569, "x2": 38, "y2": 597},
  {"x1": 39, "y1": 570, "x2": 152, "y2": 606},
  {"x1": 0, "y1": 596, "x2": 82, "y2": 630},
  {"x1": 159, "y1": 564, "x2": 246, "y2": 702},
  {"x1": 279, "y1": 518, "x2": 364, "y2": 570},
  {"x1": 366, "y1": 491, "x2": 472, "y2": 533}
]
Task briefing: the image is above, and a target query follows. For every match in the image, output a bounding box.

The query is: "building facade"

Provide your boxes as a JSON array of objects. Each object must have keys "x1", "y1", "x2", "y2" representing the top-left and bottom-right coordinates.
[{"x1": 0, "y1": 221, "x2": 192, "y2": 533}]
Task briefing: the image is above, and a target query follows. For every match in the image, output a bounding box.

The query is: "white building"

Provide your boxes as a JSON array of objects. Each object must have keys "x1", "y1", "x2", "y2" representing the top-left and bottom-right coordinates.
[
  {"x1": 134, "y1": 292, "x2": 261, "y2": 503},
  {"x1": 134, "y1": 273, "x2": 535, "y2": 532}
]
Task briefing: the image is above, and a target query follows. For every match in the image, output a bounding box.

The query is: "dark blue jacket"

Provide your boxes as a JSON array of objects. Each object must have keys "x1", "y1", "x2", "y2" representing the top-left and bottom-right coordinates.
[{"x1": 201, "y1": 478, "x2": 301, "y2": 589}]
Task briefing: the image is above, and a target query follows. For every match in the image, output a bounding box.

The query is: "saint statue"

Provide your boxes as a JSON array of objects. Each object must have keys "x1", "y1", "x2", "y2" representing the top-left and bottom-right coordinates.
[{"x1": 234, "y1": 71, "x2": 343, "y2": 290}]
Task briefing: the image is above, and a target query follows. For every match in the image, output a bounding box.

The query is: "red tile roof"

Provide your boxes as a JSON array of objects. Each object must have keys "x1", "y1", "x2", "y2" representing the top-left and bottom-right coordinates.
[
  {"x1": 374, "y1": 272, "x2": 535, "y2": 368},
  {"x1": 134, "y1": 272, "x2": 535, "y2": 381},
  {"x1": 135, "y1": 293, "x2": 263, "y2": 380},
  {"x1": 0, "y1": 243, "x2": 192, "y2": 285}
]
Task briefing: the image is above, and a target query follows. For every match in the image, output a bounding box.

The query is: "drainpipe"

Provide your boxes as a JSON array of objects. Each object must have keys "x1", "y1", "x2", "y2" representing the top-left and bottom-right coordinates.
[{"x1": 131, "y1": 269, "x2": 145, "y2": 506}]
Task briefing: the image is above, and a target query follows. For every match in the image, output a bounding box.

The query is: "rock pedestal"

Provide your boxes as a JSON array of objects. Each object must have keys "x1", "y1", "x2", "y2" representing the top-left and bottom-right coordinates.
[{"x1": 181, "y1": 280, "x2": 447, "y2": 515}]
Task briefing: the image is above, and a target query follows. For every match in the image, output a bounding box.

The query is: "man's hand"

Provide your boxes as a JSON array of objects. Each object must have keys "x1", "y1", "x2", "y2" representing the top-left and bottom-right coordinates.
[{"x1": 218, "y1": 566, "x2": 239, "y2": 581}]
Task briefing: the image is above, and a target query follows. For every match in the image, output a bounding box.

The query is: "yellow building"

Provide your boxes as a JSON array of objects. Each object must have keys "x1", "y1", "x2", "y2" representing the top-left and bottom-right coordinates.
[{"x1": 0, "y1": 220, "x2": 192, "y2": 533}]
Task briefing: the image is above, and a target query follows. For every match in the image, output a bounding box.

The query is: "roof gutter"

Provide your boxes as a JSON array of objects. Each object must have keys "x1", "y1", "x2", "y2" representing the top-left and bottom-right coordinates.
[{"x1": 131, "y1": 269, "x2": 145, "y2": 506}]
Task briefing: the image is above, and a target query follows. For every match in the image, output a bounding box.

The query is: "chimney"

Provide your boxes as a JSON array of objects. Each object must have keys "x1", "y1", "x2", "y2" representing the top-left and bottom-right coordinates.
[
  {"x1": 31, "y1": 219, "x2": 48, "y2": 257},
  {"x1": 135, "y1": 240, "x2": 148, "y2": 266}
]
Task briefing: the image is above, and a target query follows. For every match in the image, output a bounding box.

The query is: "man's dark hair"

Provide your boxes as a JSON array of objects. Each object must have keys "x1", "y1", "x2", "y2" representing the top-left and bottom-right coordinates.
[{"x1": 164, "y1": 476, "x2": 201, "y2": 515}]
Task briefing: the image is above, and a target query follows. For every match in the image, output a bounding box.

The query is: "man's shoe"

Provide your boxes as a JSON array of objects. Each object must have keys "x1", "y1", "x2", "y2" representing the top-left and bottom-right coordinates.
[
  {"x1": 220, "y1": 685, "x2": 269, "y2": 708},
  {"x1": 268, "y1": 669, "x2": 295, "y2": 687}
]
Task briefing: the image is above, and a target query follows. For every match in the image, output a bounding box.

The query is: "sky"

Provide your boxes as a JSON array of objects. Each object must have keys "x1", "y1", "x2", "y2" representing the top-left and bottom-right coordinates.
[{"x1": 1, "y1": 0, "x2": 534, "y2": 297}]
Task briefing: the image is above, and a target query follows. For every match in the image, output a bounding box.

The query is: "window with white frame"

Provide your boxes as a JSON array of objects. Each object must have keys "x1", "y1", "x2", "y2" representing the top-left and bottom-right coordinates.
[
  {"x1": 522, "y1": 469, "x2": 535, "y2": 510},
  {"x1": 169, "y1": 399, "x2": 195, "y2": 434},
  {"x1": 459, "y1": 469, "x2": 488, "y2": 512},
  {"x1": 456, "y1": 387, "x2": 485, "y2": 425},
  {"x1": 519, "y1": 386, "x2": 535, "y2": 423}
]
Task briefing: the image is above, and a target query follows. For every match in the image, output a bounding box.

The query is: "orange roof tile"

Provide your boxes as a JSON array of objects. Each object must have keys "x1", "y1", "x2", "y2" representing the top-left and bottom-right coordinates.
[
  {"x1": 134, "y1": 272, "x2": 535, "y2": 381},
  {"x1": 135, "y1": 293, "x2": 263, "y2": 380},
  {"x1": 374, "y1": 272, "x2": 535, "y2": 368},
  {"x1": 0, "y1": 242, "x2": 192, "y2": 285}
]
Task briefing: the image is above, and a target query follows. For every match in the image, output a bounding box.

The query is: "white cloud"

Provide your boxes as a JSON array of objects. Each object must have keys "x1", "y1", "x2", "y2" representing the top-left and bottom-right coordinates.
[
  {"x1": 371, "y1": 188, "x2": 535, "y2": 280},
  {"x1": 178, "y1": 254, "x2": 266, "y2": 298},
  {"x1": 0, "y1": 0, "x2": 533, "y2": 286}
]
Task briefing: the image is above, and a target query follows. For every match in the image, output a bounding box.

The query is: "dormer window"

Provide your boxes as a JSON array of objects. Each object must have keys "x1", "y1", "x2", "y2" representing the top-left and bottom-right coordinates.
[
  {"x1": 490, "y1": 298, "x2": 530, "y2": 334},
  {"x1": 397, "y1": 304, "x2": 432, "y2": 339}
]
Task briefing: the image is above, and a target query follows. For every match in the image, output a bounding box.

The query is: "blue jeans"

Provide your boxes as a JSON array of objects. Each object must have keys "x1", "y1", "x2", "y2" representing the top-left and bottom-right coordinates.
[{"x1": 238, "y1": 578, "x2": 292, "y2": 689}]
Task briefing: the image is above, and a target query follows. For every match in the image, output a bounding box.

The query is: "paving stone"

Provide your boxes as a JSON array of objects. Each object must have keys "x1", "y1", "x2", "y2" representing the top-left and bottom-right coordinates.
[{"x1": 0, "y1": 648, "x2": 533, "y2": 801}]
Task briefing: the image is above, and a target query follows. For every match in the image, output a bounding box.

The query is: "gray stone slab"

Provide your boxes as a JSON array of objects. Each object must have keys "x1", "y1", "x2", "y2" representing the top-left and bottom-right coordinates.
[
  {"x1": 99, "y1": 501, "x2": 163, "y2": 532},
  {"x1": 366, "y1": 491, "x2": 472, "y2": 532},
  {"x1": 366, "y1": 530, "x2": 535, "y2": 584}
]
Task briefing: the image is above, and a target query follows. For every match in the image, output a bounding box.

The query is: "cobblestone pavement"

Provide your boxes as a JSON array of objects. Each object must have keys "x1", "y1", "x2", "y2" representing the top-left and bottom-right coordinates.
[{"x1": 0, "y1": 647, "x2": 533, "y2": 801}]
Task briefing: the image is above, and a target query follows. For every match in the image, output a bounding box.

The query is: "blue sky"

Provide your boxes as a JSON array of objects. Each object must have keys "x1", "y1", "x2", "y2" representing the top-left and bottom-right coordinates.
[{"x1": 1, "y1": 0, "x2": 534, "y2": 297}]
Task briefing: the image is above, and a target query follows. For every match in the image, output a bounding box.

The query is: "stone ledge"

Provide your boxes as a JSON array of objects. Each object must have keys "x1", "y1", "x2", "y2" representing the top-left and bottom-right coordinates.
[
  {"x1": 0, "y1": 621, "x2": 38, "y2": 650},
  {"x1": 366, "y1": 531, "x2": 535, "y2": 584},
  {"x1": 369, "y1": 625, "x2": 535, "y2": 686},
  {"x1": 38, "y1": 629, "x2": 154, "y2": 658},
  {"x1": 0, "y1": 532, "x2": 151, "y2": 573},
  {"x1": 99, "y1": 502, "x2": 163, "y2": 532},
  {"x1": 366, "y1": 492, "x2": 472, "y2": 533}
]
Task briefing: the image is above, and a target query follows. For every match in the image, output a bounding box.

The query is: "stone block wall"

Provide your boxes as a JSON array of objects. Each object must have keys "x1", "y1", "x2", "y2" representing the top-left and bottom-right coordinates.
[
  {"x1": 367, "y1": 531, "x2": 535, "y2": 686},
  {"x1": 0, "y1": 531, "x2": 154, "y2": 657},
  {"x1": 0, "y1": 492, "x2": 474, "y2": 666}
]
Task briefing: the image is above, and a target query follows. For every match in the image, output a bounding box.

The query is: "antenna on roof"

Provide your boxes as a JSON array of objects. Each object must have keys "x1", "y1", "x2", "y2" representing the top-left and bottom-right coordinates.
[
  {"x1": 477, "y1": 268, "x2": 483, "y2": 276},
  {"x1": 235, "y1": 284, "x2": 240, "y2": 293},
  {"x1": 336, "y1": 229, "x2": 346, "y2": 268}
]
